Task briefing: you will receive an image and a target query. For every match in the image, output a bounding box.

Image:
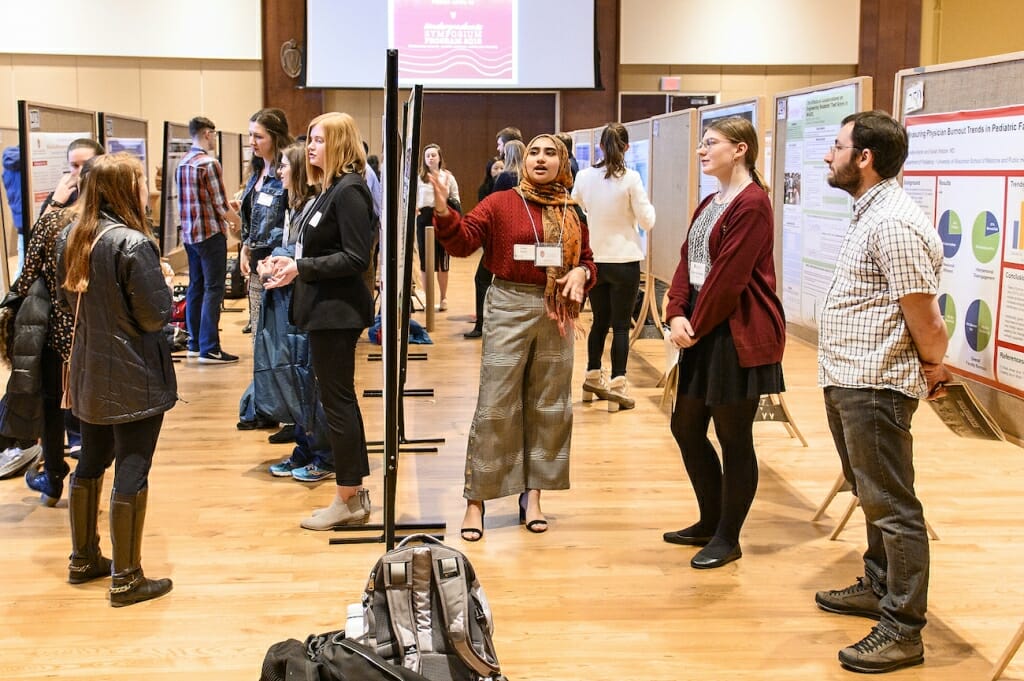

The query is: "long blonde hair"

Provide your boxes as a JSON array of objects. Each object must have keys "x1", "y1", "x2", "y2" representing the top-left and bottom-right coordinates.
[
  {"x1": 305, "y1": 112, "x2": 366, "y2": 187},
  {"x1": 63, "y1": 153, "x2": 149, "y2": 293}
]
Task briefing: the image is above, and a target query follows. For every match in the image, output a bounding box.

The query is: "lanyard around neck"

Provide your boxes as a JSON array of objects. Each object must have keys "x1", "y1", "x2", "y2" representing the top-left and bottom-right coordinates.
[{"x1": 519, "y1": 190, "x2": 568, "y2": 246}]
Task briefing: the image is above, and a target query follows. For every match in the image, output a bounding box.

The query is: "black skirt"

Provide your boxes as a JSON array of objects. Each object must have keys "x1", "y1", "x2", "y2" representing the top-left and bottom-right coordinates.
[{"x1": 676, "y1": 319, "x2": 785, "y2": 407}]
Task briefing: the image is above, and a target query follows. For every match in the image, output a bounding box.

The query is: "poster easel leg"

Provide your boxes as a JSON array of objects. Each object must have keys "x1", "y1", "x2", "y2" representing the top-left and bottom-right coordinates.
[
  {"x1": 815, "y1": 472, "x2": 939, "y2": 541},
  {"x1": 990, "y1": 620, "x2": 1024, "y2": 680}
]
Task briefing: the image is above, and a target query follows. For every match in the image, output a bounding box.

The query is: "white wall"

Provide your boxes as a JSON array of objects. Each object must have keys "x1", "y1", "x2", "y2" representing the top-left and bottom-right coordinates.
[
  {"x1": 1, "y1": 0, "x2": 261, "y2": 60},
  {"x1": 621, "y1": 0, "x2": 860, "y2": 66}
]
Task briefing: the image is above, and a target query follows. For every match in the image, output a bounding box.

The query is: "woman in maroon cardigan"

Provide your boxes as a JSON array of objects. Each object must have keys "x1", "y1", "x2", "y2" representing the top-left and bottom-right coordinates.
[
  {"x1": 428, "y1": 134, "x2": 596, "y2": 541},
  {"x1": 663, "y1": 117, "x2": 785, "y2": 569}
]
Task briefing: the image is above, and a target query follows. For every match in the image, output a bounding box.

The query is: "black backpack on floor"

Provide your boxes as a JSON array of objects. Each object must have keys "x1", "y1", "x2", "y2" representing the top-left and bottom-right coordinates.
[{"x1": 260, "y1": 631, "x2": 431, "y2": 681}]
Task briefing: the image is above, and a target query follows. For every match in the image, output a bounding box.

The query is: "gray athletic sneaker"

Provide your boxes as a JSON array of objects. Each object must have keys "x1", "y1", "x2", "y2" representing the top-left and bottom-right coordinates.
[
  {"x1": 815, "y1": 576, "x2": 882, "y2": 620},
  {"x1": 839, "y1": 626, "x2": 924, "y2": 673}
]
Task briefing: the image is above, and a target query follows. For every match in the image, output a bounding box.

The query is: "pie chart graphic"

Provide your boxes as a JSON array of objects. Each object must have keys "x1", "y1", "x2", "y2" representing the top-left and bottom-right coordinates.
[
  {"x1": 964, "y1": 299, "x2": 992, "y2": 352},
  {"x1": 972, "y1": 210, "x2": 1000, "y2": 264},
  {"x1": 938, "y1": 293, "x2": 956, "y2": 339},
  {"x1": 937, "y1": 209, "x2": 962, "y2": 259}
]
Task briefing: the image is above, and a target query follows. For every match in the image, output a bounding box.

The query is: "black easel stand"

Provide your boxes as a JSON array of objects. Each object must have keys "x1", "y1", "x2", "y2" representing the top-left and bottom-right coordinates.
[{"x1": 330, "y1": 58, "x2": 443, "y2": 548}]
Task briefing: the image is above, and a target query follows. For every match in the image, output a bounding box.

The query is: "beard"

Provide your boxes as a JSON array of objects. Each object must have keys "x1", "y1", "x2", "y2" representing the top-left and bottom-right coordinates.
[{"x1": 826, "y1": 158, "x2": 862, "y2": 195}]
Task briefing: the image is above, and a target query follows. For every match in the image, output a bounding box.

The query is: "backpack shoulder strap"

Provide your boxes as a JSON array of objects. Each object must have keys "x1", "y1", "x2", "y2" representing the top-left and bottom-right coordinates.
[
  {"x1": 380, "y1": 547, "x2": 422, "y2": 672},
  {"x1": 429, "y1": 545, "x2": 501, "y2": 677}
]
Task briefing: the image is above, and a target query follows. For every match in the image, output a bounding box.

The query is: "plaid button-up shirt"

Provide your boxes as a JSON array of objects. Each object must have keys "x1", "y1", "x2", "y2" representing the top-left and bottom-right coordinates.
[
  {"x1": 175, "y1": 145, "x2": 231, "y2": 245},
  {"x1": 818, "y1": 178, "x2": 944, "y2": 398}
]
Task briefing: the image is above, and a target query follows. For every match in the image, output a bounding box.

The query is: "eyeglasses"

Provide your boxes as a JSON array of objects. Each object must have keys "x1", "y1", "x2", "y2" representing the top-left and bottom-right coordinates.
[
  {"x1": 697, "y1": 138, "x2": 727, "y2": 150},
  {"x1": 829, "y1": 143, "x2": 860, "y2": 154}
]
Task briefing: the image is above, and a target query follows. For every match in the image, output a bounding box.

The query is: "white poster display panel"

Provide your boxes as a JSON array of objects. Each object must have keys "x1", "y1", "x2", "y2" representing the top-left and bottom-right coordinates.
[
  {"x1": 904, "y1": 104, "x2": 1024, "y2": 398},
  {"x1": 27, "y1": 131, "x2": 92, "y2": 222},
  {"x1": 775, "y1": 84, "x2": 857, "y2": 329}
]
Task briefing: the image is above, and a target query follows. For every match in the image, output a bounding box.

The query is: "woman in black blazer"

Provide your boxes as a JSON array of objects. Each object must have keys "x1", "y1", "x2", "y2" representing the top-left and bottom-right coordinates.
[{"x1": 264, "y1": 112, "x2": 377, "y2": 530}]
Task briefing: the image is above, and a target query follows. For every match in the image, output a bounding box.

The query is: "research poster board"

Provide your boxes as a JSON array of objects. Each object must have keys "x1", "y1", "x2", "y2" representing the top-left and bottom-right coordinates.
[
  {"x1": 99, "y1": 113, "x2": 148, "y2": 182},
  {"x1": 572, "y1": 128, "x2": 593, "y2": 171},
  {"x1": 623, "y1": 119, "x2": 652, "y2": 259},
  {"x1": 648, "y1": 108, "x2": 697, "y2": 284},
  {"x1": 769, "y1": 78, "x2": 871, "y2": 343},
  {"x1": 17, "y1": 101, "x2": 96, "y2": 232},
  {"x1": 895, "y1": 52, "x2": 1024, "y2": 444},
  {"x1": 160, "y1": 121, "x2": 192, "y2": 254},
  {"x1": 696, "y1": 97, "x2": 764, "y2": 203}
]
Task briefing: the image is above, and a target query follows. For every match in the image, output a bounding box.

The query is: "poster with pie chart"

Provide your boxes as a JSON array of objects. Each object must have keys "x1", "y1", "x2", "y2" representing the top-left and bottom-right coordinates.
[
  {"x1": 972, "y1": 210, "x2": 1000, "y2": 264},
  {"x1": 938, "y1": 293, "x2": 956, "y2": 338},
  {"x1": 937, "y1": 209, "x2": 962, "y2": 259},
  {"x1": 965, "y1": 299, "x2": 993, "y2": 352}
]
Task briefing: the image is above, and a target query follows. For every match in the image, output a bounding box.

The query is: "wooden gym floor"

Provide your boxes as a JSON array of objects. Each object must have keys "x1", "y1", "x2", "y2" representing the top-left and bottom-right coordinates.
[{"x1": 1, "y1": 251, "x2": 1022, "y2": 680}]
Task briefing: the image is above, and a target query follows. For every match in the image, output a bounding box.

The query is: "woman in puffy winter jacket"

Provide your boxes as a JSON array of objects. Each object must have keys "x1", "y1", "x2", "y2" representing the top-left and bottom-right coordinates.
[{"x1": 58, "y1": 152, "x2": 177, "y2": 607}]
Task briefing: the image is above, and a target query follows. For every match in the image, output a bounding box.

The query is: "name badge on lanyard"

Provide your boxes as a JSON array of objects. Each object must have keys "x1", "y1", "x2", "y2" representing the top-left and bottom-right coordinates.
[
  {"x1": 257, "y1": 191, "x2": 274, "y2": 207},
  {"x1": 535, "y1": 243, "x2": 563, "y2": 267},
  {"x1": 513, "y1": 244, "x2": 536, "y2": 261}
]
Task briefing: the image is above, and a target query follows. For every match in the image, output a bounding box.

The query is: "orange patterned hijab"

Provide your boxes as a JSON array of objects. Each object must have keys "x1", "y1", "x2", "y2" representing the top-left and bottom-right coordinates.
[{"x1": 516, "y1": 134, "x2": 582, "y2": 335}]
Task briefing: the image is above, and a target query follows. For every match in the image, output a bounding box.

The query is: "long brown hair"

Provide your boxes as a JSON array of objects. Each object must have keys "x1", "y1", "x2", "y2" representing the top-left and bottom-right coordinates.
[
  {"x1": 281, "y1": 142, "x2": 316, "y2": 210},
  {"x1": 247, "y1": 108, "x2": 293, "y2": 180},
  {"x1": 63, "y1": 153, "x2": 149, "y2": 293},
  {"x1": 418, "y1": 143, "x2": 446, "y2": 182},
  {"x1": 706, "y1": 117, "x2": 769, "y2": 191},
  {"x1": 595, "y1": 122, "x2": 628, "y2": 179}
]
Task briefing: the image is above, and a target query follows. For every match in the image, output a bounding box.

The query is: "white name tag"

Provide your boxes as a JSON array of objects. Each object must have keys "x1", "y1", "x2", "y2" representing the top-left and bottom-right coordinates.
[
  {"x1": 689, "y1": 262, "x2": 707, "y2": 287},
  {"x1": 535, "y1": 243, "x2": 563, "y2": 267},
  {"x1": 257, "y1": 191, "x2": 274, "y2": 207},
  {"x1": 309, "y1": 211, "x2": 322, "y2": 227},
  {"x1": 513, "y1": 244, "x2": 536, "y2": 261}
]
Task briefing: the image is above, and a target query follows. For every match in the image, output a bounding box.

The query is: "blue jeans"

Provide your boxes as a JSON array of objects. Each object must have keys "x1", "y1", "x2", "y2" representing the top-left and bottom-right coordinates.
[
  {"x1": 184, "y1": 232, "x2": 227, "y2": 354},
  {"x1": 823, "y1": 386, "x2": 929, "y2": 641}
]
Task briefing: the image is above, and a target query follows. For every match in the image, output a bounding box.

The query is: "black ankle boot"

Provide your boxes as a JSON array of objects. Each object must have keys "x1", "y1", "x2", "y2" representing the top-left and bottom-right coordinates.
[
  {"x1": 109, "y1": 488, "x2": 172, "y2": 607},
  {"x1": 67, "y1": 475, "x2": 112, "y2": 584}
]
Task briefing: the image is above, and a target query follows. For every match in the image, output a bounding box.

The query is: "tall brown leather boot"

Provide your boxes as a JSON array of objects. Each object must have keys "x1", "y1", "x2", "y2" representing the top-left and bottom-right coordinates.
[
  {"x1": 67, "y1": 475, "x2": 112, "y2": 584},
  {"x1": 109, "y1": 488, "x2": 172, "y2": 607}
]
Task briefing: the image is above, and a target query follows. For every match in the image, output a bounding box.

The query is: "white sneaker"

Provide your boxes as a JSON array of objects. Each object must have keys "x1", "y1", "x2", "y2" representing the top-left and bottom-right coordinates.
[
  {"x1": 0, "y1": 444, "x2": 42, "y2": 479},
  {"x1": 436, "y1": 299, "x2": 448, "y2": 312}
]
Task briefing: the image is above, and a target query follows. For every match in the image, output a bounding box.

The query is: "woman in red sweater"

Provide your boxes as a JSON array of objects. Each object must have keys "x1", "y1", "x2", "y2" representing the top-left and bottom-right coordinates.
[
  {"x1": 429, "y1": 134, "x2": 596, "y2": 541},
  {"x1": 663, "y1": 117, "x2": 785, "y2": 569}
]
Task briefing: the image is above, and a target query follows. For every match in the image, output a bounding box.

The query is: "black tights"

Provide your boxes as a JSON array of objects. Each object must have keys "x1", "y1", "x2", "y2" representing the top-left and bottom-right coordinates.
[
  {"x1": 669, "y1": 395, "x2": 759, "y2": 546},
  {"x1": 74, "y1": 414, "x2": 164, "y2": 495}
]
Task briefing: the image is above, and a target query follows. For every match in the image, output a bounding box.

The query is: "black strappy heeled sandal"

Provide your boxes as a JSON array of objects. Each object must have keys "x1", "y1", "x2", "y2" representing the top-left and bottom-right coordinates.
[
  {"x1": 460, "y1": 501, "x2": 485, "y2": 542},
  {"x1": 518, "y1": 492, "x2": 548, "y2": 533}
]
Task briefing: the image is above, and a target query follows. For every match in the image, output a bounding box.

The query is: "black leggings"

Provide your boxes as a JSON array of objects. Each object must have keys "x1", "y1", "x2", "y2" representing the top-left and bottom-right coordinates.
[
  {"x1": 308, "y1": 329, "x2": 369, "y2": 487},
  {"x1": 472, "y1": 259, "x2": 493, "y2": 328},
  {"x1": 40, "y1": 345, "x2": 69, "y2": 478},
  {"x1": 669, "y1": 395, "x2": 759, "y2": 545},
  {"x1": 586, "y1": 261, "x2": 641, "y2": 377},
  {"x1": 74, "y1": 414, "x2": 164, "y2": 495}
]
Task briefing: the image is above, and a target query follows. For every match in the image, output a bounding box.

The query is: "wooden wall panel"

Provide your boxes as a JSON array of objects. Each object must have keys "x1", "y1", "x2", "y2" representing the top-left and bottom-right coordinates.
[
  {"x1": 261, "y1": 0, "x2": 323, "y2": 137},
  {"x1": 561, "y1": 0, "x2": 620, "y2": 132},
  {"x1": 858, "y1": 0, "x2": 922, "y2": 115},
  {"x1": 420, "y1": 93, "x2": 558, "y2": 212}
]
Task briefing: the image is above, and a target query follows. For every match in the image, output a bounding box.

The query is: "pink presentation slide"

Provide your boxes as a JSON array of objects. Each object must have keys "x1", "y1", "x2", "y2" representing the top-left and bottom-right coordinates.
[{"x1": 392, "y1": 0, "x2": 515, "y2": 83}]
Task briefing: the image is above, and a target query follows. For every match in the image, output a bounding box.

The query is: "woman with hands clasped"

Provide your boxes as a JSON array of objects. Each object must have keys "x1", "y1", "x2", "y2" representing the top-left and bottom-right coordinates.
[
  {"x1": 262, "y1": 113, "x2": 377, "y2": 531},
  {"x1": 663, "y1": 117, "x2": 785, "y2": 570},
  {"x1": 427, "y1": 134, "x2": 596, "y2": 541}
]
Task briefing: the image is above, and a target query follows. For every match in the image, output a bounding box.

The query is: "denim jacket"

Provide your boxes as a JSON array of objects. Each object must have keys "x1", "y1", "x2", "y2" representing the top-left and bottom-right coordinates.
[{"x1": 240, "y1": 172, "x2": 287, "y2": 250}]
